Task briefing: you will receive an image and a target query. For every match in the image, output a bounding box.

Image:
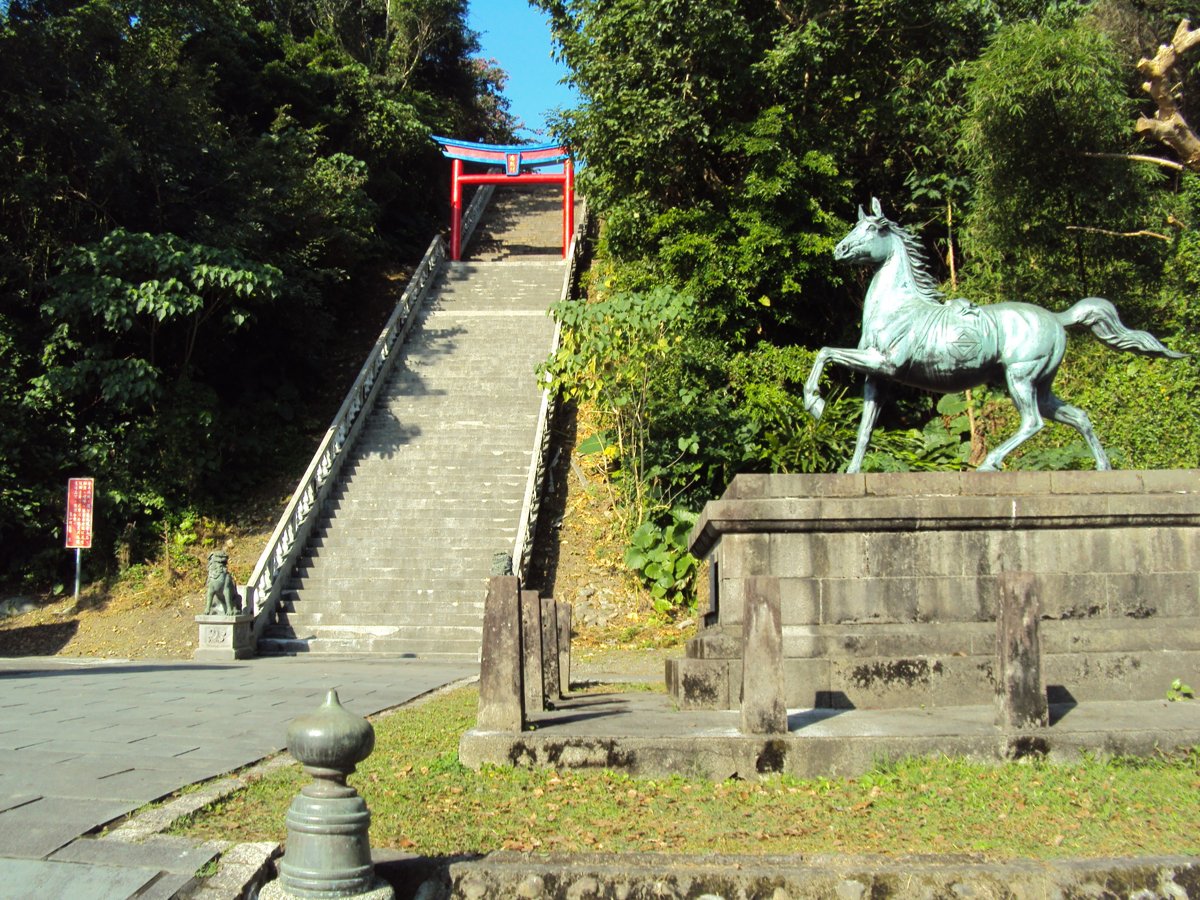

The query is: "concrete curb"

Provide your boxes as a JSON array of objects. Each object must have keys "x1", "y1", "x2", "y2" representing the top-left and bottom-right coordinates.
[{"x1": 385, "y1": 851, "x2": 1200, "y2": 899}]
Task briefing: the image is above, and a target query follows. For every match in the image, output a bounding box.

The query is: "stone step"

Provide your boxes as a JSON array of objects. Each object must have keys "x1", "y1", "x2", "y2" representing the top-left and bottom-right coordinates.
[
  {"x1": 288, "y1": 579, "x2": 492, "y2": 595},
  {"x1": 259, "y1": 630, "x2": 483, "y2": 657},
  {"x1": 280, "y1": 612, "x2": 483, "y2": 630},
  {"x1": 303, "y1": 534, "x2": 514, "y2": 551},
  {"x1": 279, "y1": 595, "x2": 484, "y2": 615},
  {"x1": 256, "y1": 634, "x2": 482, "y2": 661},
  {"x1": 265, "y1": 188, "x2": 566, "y2": 658}
]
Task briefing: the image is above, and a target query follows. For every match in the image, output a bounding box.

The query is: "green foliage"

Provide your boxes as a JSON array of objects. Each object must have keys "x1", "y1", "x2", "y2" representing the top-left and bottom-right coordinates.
[
  {"x1": 543, "y1": 286, "x2": 698, "y2": 523},
  {"x1": 726, "y1": 343, "x2": 859, "y2": 474},
  {"x1": 1168, "y1": 679, "x2": 1195, "y2": 702},
  {"x1": 959, "y1": 19, "x2": 1161, "y2": 303},
  {"x1": 0, "y1": 0, "x2": 511, "y2": 583},
  {"x1": 859, "y1": 393, "x2": 973, "y2": 473},
  {"x1": 624, "y1": 511, "x2": 699, "y2": 615}
]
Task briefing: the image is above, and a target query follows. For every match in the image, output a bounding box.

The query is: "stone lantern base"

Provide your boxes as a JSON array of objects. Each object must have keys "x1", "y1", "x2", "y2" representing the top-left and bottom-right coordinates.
[
  {"x1": 259, "y1": 876, "x2": 394, "y2": 900},
  {"x1": 194, "y1": 612, "x2": 255, "y2": 661}
]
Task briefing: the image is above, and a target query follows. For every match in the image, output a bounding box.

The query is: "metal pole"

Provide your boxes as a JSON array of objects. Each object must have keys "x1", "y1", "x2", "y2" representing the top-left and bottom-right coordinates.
[{"x1": 74, "y1": 548, "x2": 81, "y2": 603}]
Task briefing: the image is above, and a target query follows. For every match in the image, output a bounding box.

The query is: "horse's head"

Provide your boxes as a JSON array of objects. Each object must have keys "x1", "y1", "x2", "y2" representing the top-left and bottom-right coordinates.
[{"x1": 834, "y1": 198, "x2": 894, "y2": 266}]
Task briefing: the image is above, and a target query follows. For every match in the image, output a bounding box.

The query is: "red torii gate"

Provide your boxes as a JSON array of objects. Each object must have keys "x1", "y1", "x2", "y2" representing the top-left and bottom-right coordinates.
[{"x1": 432, "y1": 136, "x2": 575, "y2": 261}]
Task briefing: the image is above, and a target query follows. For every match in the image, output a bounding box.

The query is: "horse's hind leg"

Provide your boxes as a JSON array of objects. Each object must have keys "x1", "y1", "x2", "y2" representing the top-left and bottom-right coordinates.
[
  {"x1": 1037, "y1": 386, "x2": 1111, "y2": 470},
  {"x1": 978, "y1": 367, "x2": 1044, "y2": 471}
]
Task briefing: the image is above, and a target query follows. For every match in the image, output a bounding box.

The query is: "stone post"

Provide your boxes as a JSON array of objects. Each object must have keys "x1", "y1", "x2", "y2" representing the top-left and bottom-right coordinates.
[
  {"x1": 995, "y1": 571, "x2": 1049, "y2": 729},
  {"x1": 540, "y1": 596, "x2": 561, "y2": 704},
  {"x1": 741, "y1": 576, "x2": 787, "y2": 735},
  {"x1": 477, "y1": 576, "x2": 524, "y2": 732},
  {"x1": 520, "y1": 590, "x2": 545, "y2": 713},
  {"x1": 260, "y1": 689, "x2": 393, "y2": 900},
  {"x1": 556, "y1": 600, "x2": 572, "y2": 696}
]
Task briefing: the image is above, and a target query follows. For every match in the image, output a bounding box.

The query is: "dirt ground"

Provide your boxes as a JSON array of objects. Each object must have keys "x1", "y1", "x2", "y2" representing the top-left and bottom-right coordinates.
[{"x1": 0, "y1": 399, "x2": 696, "y2": 663}]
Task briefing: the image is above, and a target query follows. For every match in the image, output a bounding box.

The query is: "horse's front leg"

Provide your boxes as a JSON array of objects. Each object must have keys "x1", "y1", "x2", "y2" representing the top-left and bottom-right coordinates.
[
  {"x1": 803, "y1": 346, "x2": 896, "y2": 420},
  {"x1": 846, "y1": 377, "x2": 884, "y2": 473}
]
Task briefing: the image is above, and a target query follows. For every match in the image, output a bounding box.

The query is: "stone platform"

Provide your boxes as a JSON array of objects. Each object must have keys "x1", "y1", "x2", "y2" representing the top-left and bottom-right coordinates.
[
  {"x1": 668, "y1": 470, "x2": 1200, "y2": 711},
  {"x1": 458, "y1": 685, "x2": 1200, "y2": 780}
]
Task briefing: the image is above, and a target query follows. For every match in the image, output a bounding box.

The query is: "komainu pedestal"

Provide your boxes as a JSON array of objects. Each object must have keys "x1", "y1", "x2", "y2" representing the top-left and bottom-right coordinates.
[
  {"x1": 194, "y1": 612, "x2": 255, "y2": 661},
  {"x1": 668, "y1": 470, "x2": 1200, "y2": 711}
]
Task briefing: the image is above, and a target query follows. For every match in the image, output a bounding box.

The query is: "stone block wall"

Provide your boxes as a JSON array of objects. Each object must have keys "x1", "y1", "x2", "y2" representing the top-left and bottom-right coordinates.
[{"x1": 666, "y1": 470, "x2": 1200, "y2": 710}]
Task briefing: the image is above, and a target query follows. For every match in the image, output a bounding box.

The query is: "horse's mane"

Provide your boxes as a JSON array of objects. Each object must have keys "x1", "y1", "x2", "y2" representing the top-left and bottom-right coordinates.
[{"x1": 876, "y1": 215, "x2": 944, "y2": 304}]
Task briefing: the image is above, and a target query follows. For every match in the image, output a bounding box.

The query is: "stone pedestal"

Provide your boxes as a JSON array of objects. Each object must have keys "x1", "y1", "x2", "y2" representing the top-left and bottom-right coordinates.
[
  {"x1": 194, "y1": 613, "x2": 255, "y2": 661},
  {"x1": 668, "y1": 470, "x2": 1200, "y2": 710}
]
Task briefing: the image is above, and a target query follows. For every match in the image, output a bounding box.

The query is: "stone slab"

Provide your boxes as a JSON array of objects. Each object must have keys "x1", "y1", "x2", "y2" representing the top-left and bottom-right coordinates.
[
  {"x1": 461, "y1": 688, "x2": 1200, "y2": 780},
  {"x1": 49, "y1": 834, "x2": 218, "y2": 875},
  {"x1": 0, "y1": 653, "x2": 473, "y2": 897},
  {"x1": 0, "y1": 857, "x2": 163, "y2": 900},
  {"x1": 0, "y1": 796, "x2": 135, "y2": 857}
]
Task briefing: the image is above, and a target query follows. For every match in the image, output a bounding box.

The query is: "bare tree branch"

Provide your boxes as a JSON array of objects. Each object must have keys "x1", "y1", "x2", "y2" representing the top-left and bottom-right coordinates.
[
  {"x1": 1136, "y1": 19, "x2": 1200, "y2": 171},
  {"x1": 1082, "y1": 151, "x2": 1186, "y2": 171},
  {"x1": 1065, "y1": 225, "x2": 1172, "y2": 242}
]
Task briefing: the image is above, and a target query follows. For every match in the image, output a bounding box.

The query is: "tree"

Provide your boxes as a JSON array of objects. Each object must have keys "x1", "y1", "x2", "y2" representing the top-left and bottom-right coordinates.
[
  {"x1": 0, "y1": 0, "x2": 511, "y2": 582},
  {"x1": 959, "y1": 20, "x2": 1160, "y2": 303},
  {"x1": 1136, "y1": 19, "x2": 1200, "y2": 171}
]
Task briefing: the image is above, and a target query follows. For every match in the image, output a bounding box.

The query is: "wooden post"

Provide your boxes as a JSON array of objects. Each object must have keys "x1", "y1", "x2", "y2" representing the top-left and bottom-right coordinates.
[
  {"x1": 562, "y1": 159, "x2": 575, "y2": 258},
  {"x1": 540, "y1": 596, "x2": 561, "y2": 704},
  {"x1": 556, "y1": 600, "x2": 572, "y2": 696}
]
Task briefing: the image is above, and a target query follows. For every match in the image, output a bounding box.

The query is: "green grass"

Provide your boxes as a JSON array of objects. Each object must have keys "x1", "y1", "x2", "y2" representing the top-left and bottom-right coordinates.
[{"x1": 174, "y1": 686, "x2": 1200, "y2": 859}]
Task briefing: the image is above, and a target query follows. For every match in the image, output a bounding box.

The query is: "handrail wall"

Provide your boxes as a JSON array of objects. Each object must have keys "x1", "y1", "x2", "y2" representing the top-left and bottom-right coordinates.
[
  {"x1": 248, "y1": 187, "x2": 494, "y2": 640},
  {"x1": 513, "y1": 202, "x2": 590, "y2": 582}
]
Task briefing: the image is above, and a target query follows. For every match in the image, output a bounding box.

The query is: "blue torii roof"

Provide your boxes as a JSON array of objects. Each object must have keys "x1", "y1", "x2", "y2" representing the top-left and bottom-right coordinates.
[{"x1": 431, "y1": 136, "x2": 570, "y2": 170}]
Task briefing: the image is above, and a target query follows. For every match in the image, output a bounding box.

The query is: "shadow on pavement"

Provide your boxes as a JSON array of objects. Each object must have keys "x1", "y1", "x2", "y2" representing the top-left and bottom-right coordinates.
[{"x1": 0, "y1": 621, "x2": 78, "y2": 657}]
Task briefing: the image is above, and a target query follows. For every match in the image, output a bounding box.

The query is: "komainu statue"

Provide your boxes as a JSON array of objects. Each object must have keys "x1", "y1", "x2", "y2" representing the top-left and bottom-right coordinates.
[{"x1": 204, "y1": 550, "x2": 242, "y2": 615}]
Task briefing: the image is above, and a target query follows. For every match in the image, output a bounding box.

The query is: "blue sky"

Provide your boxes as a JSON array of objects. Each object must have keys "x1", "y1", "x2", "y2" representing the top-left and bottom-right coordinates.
[{"x1": 467, "y1": 1, "x2": 578, "y2": 142}]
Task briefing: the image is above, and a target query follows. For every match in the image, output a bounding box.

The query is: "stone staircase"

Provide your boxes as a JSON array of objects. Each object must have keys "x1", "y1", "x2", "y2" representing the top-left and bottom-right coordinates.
[{"x1": 259, "y1": 188, "x2": 568, "y2": 659}]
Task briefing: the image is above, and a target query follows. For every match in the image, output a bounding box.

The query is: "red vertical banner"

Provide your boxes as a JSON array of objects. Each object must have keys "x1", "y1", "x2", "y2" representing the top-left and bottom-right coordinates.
[{"x1": 65, "y1": 478, "x2": 95, "y2": 549}]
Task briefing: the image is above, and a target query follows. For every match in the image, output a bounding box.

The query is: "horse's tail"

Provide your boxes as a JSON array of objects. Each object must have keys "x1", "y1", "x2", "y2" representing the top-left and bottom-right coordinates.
[{"x1": 1056, "y1": 297, "x2": 1187, "y2": 359}]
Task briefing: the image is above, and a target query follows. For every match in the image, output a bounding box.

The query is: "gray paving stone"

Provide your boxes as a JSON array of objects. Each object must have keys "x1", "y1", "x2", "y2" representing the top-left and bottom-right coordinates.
[
  {"x1": 0, "y1": 796, "x2": 135, "y2": 857},
  {"x1": 0, "y1": 857, "x2": 160, "y2": 900},
  {"x1": 50, "y1": 834, "x2": 218, "y2": 874}
]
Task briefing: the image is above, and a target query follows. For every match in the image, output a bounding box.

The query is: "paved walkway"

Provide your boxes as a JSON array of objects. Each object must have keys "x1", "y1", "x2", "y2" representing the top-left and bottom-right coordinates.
[{"x1": 0, "y1": 655, "x2": 473, "y2": 899}]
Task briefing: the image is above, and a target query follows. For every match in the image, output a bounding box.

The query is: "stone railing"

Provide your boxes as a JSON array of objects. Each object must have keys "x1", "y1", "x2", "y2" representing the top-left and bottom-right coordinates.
[
  {"x1": 512, "y1": 203, "x2": 589, "y2": 582},
  {"x1": 460, "y1": 183, "x2": 495, "y2": 249},
  {"x1": 247, "y1": 188, "x2": 494, "y2": 639}
]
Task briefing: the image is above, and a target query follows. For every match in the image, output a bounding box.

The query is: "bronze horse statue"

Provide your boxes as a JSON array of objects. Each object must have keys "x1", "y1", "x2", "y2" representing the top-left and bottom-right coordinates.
[{"x1": 803, "y1": 199, "x2": 1185, "y2": 472}]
